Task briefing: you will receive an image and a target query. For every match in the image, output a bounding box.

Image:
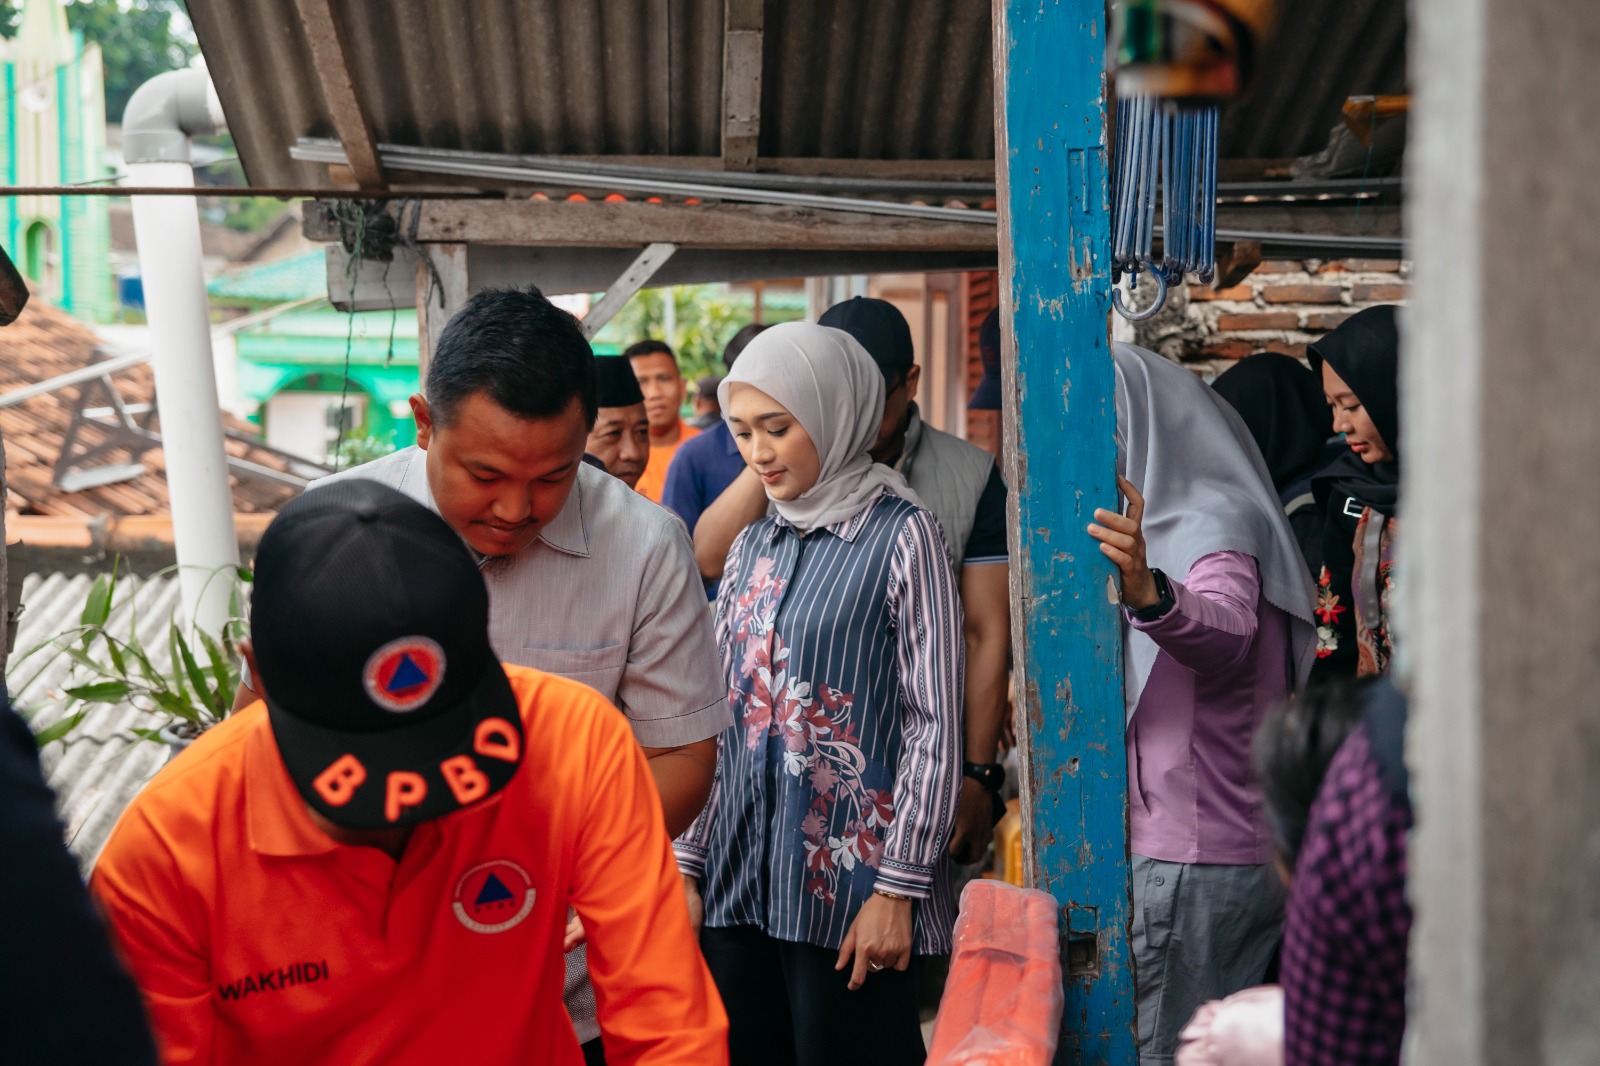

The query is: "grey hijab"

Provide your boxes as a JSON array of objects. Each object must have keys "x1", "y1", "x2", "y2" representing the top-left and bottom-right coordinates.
[
  {"x1": 719, "y1": 322, "x2": 921, "y2": 532},
  {"x1": 1114, "y1": 343, "x2": 1317, "y2": 718}
]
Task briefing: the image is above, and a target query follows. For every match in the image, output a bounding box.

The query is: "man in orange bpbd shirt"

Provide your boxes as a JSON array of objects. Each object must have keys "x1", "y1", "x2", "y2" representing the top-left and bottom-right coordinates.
[
  {"x1": 626, "y1": 339, "x2": 699, "y2": 502},
  {"x1": 90, "y1": 480, "x2": 728, "y2": 1065}
]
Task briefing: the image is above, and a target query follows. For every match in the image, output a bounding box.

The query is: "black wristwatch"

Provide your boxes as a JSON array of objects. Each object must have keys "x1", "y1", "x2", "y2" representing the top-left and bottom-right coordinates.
[
  {"x1": 964, "y1": 761, "x2": 1007, "y2": 825},
  {"x1": 1128, "y1": 568, "x2": 1176, "y2": 622},
  {"x1": 963, "y1": 760, "x2": 1005, "y2": 793}
]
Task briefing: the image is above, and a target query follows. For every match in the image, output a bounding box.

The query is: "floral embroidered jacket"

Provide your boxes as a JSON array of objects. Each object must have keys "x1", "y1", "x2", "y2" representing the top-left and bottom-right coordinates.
[
  {"x1": 675, "y1": 493, "x2": 964, "y2": 954},
  {"x1": 1313, "y1": 508, "x2": 1398, "y2": 679}
]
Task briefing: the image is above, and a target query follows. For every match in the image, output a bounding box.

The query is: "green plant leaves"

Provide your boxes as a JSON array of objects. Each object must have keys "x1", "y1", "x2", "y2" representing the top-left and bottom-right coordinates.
[
  {"x1": 32, "y1": 710, "x2": 87, "y2": 747},
  {"x1": 63, "y1": 681, "x2": 132, "y2": 702},
  {"x1": 23, "y1": 562, "x2": 251, "y2": 745},
  {"x1": 79, "y1": 571, "x2": 115, "y2": 646},
  {"x1": 195, "y1": 628, "x2": 235, "y2": 721},
  {"x1": 170, "y1": 623, "x2": 208, "y2": 706}
]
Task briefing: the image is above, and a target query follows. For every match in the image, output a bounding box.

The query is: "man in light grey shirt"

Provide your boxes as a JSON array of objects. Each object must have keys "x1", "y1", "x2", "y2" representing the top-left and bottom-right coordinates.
[{"x1": 235, "y1": 286, "x2": 729, "y2": 1061}]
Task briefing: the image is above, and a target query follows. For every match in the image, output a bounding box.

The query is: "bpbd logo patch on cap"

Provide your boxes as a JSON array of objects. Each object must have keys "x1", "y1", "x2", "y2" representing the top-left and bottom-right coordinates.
[{"x1": 363, "y1": 636, "x2": 446, "y2": 713}]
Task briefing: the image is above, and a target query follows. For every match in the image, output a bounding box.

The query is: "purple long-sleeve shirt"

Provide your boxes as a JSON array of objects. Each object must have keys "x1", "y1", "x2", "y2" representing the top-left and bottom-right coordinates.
[{"x1": 1126, "y1": 550, "x2": 1292, "y2": 866}]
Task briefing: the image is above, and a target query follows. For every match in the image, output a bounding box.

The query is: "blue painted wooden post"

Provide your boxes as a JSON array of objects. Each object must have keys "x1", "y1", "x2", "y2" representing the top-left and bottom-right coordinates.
[{"x1": 994, "y1": 1, "x2": 1134, "y2": 1063}]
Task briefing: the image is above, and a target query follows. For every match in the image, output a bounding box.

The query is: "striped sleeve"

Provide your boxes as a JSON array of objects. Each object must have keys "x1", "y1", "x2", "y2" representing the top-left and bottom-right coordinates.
[
  {"x1": 673, "y1": 524, "x2": 752, "y2": 878},
  {"x1": 876, "y1": 508, "x2": 965, "y2": 898}
]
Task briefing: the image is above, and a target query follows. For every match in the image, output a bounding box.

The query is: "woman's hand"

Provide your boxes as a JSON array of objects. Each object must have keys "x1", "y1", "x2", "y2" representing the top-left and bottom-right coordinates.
[
  {"x1": 1088, "y1": 475, "x2": 1159, "y2": 610},
  {"x1": 835, "y1": 892, "x2": 913, "y2": 990},
  {"x1": 948, "y1": 779, "x2": 994, "y2": 865},
  {"x1": 563, "y1": 913, "x2": 586, "y2": 952}
]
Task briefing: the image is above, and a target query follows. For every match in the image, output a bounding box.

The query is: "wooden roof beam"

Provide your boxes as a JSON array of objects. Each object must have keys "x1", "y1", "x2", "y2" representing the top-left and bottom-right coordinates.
[
  {"x1": 295, "y1": 0, "x2": 385, "y2": 189},
  {"x1": 303, "y1": 199, "x2": 999, "y2": 252},
  {"x1": 721, "y1": 0, "x2": 764, "y2": 171}
]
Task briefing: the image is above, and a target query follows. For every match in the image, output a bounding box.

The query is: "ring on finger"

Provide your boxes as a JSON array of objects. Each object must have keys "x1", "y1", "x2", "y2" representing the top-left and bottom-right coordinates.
[{"x1": 869, "y1": 962, "x2": 885, "y2": 973}]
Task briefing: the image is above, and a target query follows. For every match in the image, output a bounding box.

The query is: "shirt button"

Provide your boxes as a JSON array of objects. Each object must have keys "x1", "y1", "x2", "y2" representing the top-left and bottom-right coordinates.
[{"x1": 1153, "y1": 875, "x2": 1165, "y2": 887}]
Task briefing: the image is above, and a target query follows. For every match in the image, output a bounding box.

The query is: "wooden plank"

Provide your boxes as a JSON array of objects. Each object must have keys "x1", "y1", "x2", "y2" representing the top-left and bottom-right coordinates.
[
  {"x1": 1213, "y1": 239, "x2": 1264, "y2": 290},
  {"x1": 329, "y1": 244, "x2": 996, "y2": 308},
  {"x1": 325, "y1": 245, "x2": 420, "y2": 312},
  {"x1": 294, "y1": 0, "x2": 385, "y2": 188},
  {"x1": 993, "y1": 0, "x2": 1134, "y2": 1062},
  {"x1": 303, "y1": 199, "x2": 1392, "y2": 257},
  {"x1": 722, "y1": 0, "x2": 765, "y2": 171},
  {"x1": 303, "y1": 199, "x2": 998, "y2": 252},
  {"x1": 579, "y1": 243, "x2": 679, "y2": 339},
  {"x1": 415, "y1": 244, "x2": 468, "y2": 382}
]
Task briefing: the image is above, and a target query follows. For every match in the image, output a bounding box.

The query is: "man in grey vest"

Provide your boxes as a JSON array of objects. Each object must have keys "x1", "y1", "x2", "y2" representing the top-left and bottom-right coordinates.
[{"x1": 692, "y1": 297, "x2": 1011, "y2": 863}]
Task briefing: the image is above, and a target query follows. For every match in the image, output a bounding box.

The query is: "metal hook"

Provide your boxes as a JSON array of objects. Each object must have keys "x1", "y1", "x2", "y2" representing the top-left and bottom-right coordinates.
[{"x1": 1113, "y1": 268, "x2": 1168, "y2": 321}]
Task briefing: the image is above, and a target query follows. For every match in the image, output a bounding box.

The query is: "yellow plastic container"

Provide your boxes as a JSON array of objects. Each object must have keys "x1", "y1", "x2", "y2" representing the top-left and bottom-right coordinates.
[{"x1": 993, "y1": 798, "x2": 1024, "y2": 886}]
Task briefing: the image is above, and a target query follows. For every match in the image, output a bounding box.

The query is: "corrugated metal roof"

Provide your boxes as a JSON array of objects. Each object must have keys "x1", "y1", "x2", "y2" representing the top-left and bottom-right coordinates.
[
  {"x1": 188, "y1": 0, "x2": 1403, "y2": 195},
  {"x1": 1222, "y1": 0, "x2": 1407, "y2": 160},
  {"x1": 10, "y1": 570, "x2": 186, "y2": 870},
  {"x1": 0, "y1": 299, "x2": 301, "y2": 518},
  {"x1": 758, "y1": 0, "x2": 993, "y2": 161}
]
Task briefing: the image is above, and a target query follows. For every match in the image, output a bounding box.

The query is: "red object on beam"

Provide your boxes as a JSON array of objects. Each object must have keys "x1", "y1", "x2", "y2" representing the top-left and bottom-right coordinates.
[{"x1": 926, "y1": 880, "x2": 1065, "y2": 1065}]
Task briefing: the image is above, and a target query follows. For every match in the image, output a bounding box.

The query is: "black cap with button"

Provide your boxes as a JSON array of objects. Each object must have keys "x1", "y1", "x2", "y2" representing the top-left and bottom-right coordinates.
[
  {"x1": 818, "y1": 297, "x2": 915, "y2": 378},
  {"x1": 250, "y1": 479, "x2": 522, "y2": 829}
]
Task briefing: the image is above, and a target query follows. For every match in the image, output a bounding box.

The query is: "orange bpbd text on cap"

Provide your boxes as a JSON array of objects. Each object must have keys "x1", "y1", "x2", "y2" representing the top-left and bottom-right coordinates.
[{"x1": 310, "y1": 718, "x2": 523, "y2": 822}]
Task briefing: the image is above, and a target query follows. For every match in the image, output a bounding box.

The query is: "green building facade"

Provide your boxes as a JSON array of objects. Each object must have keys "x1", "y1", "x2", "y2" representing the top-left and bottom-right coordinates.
[{"x1": 1, "y1": 0, "x2": 112, "y2": 320}]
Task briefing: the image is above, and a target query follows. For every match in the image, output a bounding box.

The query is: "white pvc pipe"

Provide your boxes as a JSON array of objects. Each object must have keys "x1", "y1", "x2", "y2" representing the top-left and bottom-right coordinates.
[{"x1": 128, "y1": 160, "x2": 239, "y2": 636}]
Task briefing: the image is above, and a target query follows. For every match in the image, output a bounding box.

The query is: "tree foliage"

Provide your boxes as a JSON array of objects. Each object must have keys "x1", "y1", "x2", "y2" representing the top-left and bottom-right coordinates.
[
  {"x1": 596, "y1": 285, "x2": 806, "y2": 383},
  {"x1": 0, "y1": 0, "x2": 198, "y2": 120}
]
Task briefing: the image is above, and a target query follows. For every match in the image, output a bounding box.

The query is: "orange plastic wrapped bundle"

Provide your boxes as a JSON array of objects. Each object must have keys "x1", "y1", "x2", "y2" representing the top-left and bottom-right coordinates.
[{"x1": 927, "y1": 879, "x2": 1064, "y2": 1065}]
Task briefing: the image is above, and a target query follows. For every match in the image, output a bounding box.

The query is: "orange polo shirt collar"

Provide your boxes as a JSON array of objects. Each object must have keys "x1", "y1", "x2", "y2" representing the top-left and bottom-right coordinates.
[{"x1": 242, "y1": 714, "x2": 337, "y2": 858}]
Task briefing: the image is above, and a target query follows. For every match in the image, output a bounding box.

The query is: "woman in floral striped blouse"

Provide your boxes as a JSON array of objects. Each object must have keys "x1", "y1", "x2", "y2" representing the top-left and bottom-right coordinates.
[{"x1": 675, "y1": 322, "x2": 963, "y2": 1066}]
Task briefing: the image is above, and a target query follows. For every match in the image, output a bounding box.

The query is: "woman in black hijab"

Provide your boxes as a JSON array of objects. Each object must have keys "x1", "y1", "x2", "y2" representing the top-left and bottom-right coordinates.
[
  {"x1": 1305, "y1": 305, "x2": 1401, "y2": 681},
  {"x1": 1212, "y1": 353, "x2": 1340, "y2": 577}
]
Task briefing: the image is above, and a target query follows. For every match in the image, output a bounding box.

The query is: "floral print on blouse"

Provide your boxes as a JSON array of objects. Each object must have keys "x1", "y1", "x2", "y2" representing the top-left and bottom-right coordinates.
[
  {"x1": 675, "y1": 494, "x2": 964, "y2": 954},
  {"x1": 1314, "y1": 507, "x2": 1397, "y2": 678}
]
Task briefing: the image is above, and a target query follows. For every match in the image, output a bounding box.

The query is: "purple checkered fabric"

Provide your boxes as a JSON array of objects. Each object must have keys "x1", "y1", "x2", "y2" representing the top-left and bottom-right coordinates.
[{"x1": 1281, "y1": 724, "x2": 1411, "y2": 1066}]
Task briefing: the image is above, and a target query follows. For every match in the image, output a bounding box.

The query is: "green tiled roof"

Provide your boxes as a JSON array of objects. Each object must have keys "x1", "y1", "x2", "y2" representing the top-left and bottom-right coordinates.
[{"x1": 208, "y1": 249, "x2": 326, "y2": 303}]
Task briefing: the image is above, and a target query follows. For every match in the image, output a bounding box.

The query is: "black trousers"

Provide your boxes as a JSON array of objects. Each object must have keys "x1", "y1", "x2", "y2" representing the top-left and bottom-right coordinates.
[{"x1": 700, "y1": 925, "x2": 926, "y2": 1066}]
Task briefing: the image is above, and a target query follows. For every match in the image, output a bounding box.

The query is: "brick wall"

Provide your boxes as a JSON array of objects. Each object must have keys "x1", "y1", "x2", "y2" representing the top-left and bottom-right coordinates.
[
  {"x1": 963, "y1": 270, "x2": 1001, "y2": 455},
  {"x1": 952, "y1": 259, "x2": 1408, "y2": 448},
  {"x1": 1132, "y1": 258, "x2": 1411, "y2": 379}
]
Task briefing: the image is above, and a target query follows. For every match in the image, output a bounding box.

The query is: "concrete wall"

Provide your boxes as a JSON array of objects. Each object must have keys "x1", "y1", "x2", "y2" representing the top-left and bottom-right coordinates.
[{"x1": 1410, "y1": 0, "x2": 1600, "y2": 1062}]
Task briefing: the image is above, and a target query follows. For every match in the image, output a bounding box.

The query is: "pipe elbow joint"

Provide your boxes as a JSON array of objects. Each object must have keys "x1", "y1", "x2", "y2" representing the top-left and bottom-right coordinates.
[{"x1": 122, "y1": 68, "x2": 226, "y2": 165}]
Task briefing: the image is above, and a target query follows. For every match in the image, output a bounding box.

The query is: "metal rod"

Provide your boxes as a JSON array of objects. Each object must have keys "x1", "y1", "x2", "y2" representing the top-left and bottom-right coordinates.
[
  {"x1": 0, "y1": 185, "x2": 492, "y2": 198},
  {"x1": 293, "y1": 137, "x2": 1000, "y2": 196},
  {"x1": 295, "y1": 141, "x2": 1001, "y2": 225},
  {"x1": 0, "y1": 350, "x2": 150, "y2": 408}
]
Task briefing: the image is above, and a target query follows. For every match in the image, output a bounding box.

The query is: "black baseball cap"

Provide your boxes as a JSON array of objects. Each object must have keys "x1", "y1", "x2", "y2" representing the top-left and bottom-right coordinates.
[
  {"x1": 250, "y1": 479, "x2": 522, "y2": 830},
  {"x1": 595, "y1": 355, "x2": 645, "y2": 408},
  {"x1": 819, "y1": 297, "x2": 914, "y2": 378}
]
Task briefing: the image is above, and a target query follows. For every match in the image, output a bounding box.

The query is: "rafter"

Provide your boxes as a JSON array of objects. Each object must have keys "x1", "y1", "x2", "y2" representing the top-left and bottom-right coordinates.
[{"x1": 294, "y1": 0, "x2": 385, "y2": 188}]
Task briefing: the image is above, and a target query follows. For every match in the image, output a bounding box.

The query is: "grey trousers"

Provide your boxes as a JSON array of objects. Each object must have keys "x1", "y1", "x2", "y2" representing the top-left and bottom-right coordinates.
[{"x1": 1131, "y1": 855, "x2": 1286, "y2": 1065}]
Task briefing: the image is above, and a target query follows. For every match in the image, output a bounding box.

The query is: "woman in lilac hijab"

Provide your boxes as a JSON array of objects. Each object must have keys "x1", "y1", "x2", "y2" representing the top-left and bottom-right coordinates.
[{"x1": 1087, "y1": 343, "x2": 1316, "y2": 1066}]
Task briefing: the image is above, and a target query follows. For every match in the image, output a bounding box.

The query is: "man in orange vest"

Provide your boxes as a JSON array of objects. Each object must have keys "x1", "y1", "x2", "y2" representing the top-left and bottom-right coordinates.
[
  {"x1": 91, "y1": 480, "x2": 727, "y2": 1065},
  {"x1": 627, "y1": 339, "x2": 700, "y2": 501}
]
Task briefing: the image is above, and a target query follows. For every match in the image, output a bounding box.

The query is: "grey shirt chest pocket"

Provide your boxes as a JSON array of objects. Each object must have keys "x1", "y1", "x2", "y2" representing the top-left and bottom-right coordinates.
[{"x1": 510, "y1": 642, "x2": 628, "y2": 704}]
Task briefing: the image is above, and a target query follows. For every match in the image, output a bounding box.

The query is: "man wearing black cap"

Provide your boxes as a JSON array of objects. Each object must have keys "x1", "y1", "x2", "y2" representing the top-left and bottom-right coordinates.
[
  {"x1": 584, "y1": 355, "x2": 651, "y2": 490},
  {"x1": 691, "y1": 298, "x2": 1013, "y2": 863},
  {"x1": 93, "y1": 482, "x2": 728, "y2": 1065},
  {"x1": 233, "y1": 286, "x2": 729, "y2": 1058}
]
